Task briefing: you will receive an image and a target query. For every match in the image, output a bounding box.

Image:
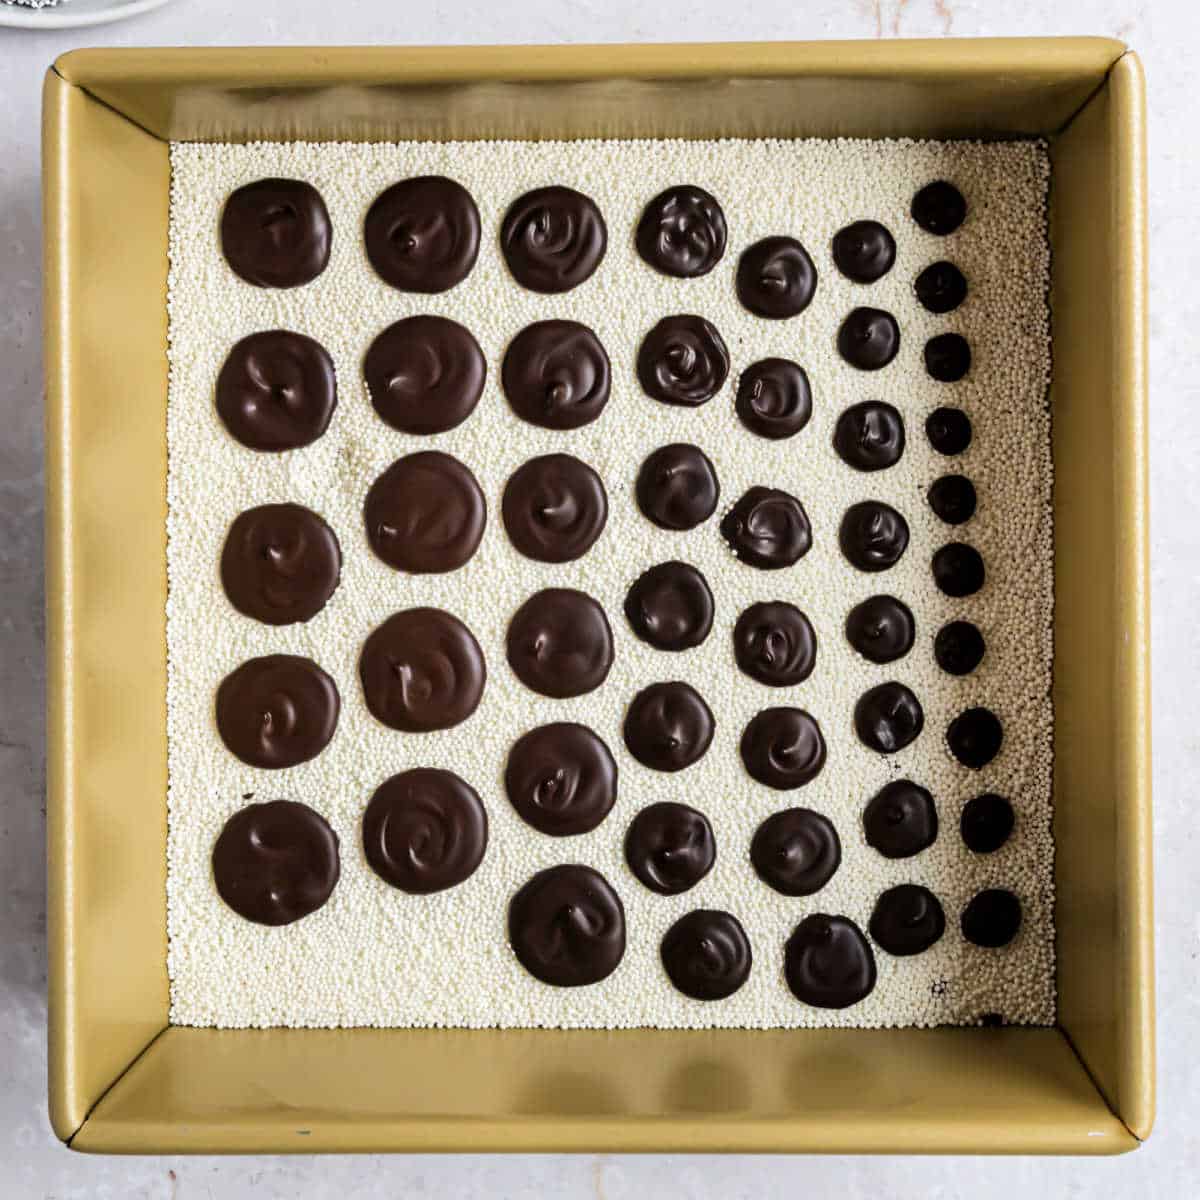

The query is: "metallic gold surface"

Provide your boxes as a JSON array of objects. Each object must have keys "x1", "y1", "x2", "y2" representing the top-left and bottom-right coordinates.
[{"x1": 44, "y1": 39, "x2": 1150, "y2": 1154}]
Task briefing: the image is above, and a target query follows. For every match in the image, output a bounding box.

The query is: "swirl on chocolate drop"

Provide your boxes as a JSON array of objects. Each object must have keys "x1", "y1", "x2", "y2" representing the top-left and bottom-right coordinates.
[
  {"x1": 636, "y1": 185, "x2": 727, "y2": 278},
  {"x1": 624, "y1": 801, "x2": 715, "y2": 895},
  {"x1": 502, "y1": 320, "x2": 611, "y2": 430},
  {"x1": 506, "y1": 588, "x2": 614, "y2": 699},
  {"x1": 635, "y1": 443, "x2": 720, "y2": 530},
  {"x1": 363, "y1": 315, "x2": 485, "y2": 434},
  {"x1": 735, "y1": 358, "x2": 812, "y2": 440},
  {"x1": 215, "y1": 654, "x2": 340, "y2": 769},
  {"x1": 220, "y1": 178, "x2": 331, "y2": 288},
  {"x1": 750, "y1": 808, "x2": 840, "y2": 896},
  {"x1": 736, "y1": 236, "x2": 817, "y2": 318},
  {"x1": 215, "y1": 330, "x2": 337, "y2": 452},
  {"x1": 362, "y1": 768, "x2": 487, "y2": 893},
  {"x1": 212, "y1": 800, "x2": 340, "y2": 926},
  {"x1": 732, "y1": 601, "x2": 816, "y2": 686},
  {"x1": 508, "y1": 864, "x2": 626, "y2": 986},
  {"x1": 624, "y1": 561, "x2": 714, "y2": 651},
  {"x1": 784, "y1": 914, "x2": 877, "y2": 1009},
  {"x1": 740, "y1": 708, "x2": 827, "y2": 789},
  {"x1": 500, "y1": 186, "x2": 607, "y2": 293},
  {"x1": 623, "y1": 681, "x2": 715, "y2": 772},
  {"x1": 863, "y1": 780, "x2": 938, "y2": 859},
  {"x1": 637, "y1": 315, "x2": 729, "y2": 407},
  {"x1": 504, "y1": 722, "x2": 617, "y2": 837},
  {"x1": 854, "y1": 682, "x2": 924, "y2": 754},
  {"x1": 358, "y1": 608, "x2": 485, "y2": 733},
  {"x1": 720, "y1": 487, "x2": 812, "y2": 569},
  {"x1": 661, "y1": 910, "x2": 752, "y2": 1000},
  {"x1": 502, "y1": 453, "x2": 607, "y2": 563}
]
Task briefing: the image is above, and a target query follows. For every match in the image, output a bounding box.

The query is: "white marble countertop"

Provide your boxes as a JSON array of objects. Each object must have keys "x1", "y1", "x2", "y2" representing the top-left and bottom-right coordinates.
[{"x1": 0, "y1": 1, "x2": 1192, "y2": 1195}]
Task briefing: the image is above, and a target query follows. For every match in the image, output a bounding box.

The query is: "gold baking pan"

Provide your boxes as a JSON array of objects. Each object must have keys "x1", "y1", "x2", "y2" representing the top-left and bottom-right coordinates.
[{"x1": 44, "y1": 39, "x2": 1151, "y2": 1154}]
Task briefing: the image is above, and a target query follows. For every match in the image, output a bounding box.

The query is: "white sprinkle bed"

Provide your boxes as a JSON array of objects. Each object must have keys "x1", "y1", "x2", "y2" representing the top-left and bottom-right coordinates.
[{"x1": 166, "y1": 138, "x2": 1053, "y2": 1029}]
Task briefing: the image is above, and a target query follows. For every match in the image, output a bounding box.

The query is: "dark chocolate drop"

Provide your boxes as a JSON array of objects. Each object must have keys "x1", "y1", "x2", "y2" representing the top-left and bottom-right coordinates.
[
  {"x1": 925, "y1": 333, "x2": 971, "y2": 382},
  {"x1": 932, "y1": 542, "x2": 985, "y2": 597},
  {"x1": 364, "y1": 451, "x2": 485, "y2": 574},
  {"x1": 720, "y1": 487, "x2": 812, "y2": 569},
  {"x1": 637, "y1": 314, "x2": 730, "y2": 406},
  {"x1": 500, "y1": 186, "x2": 607, "y2": 293},
  {"x1": 784, "y1": 914, "x2": 876, "y2": 1009},
  {"x1": 661, "y1": 910, "x2": 752, "y2": 1000},
  {"x1": 934, "y1": 620, "x2": 985, "y2": 675},
  {"x1": 215, "y1": 330, "x2": 337, "y2": 452},
  {"x1": 925, "y1": 406, "x2": 972, "y2": 455},
  {"x1": 215, "y1": 654, "x2": 340, "y2": 769},
  {"x1": 624, "y1": 561, "x2": 714, "y2": 651},
  {"x1": 854, "y1": 682, "x2": 924, "y2": 754},
  {"x1": 623, "y1": 681, "x2": 715, "y2": 773},
  {"x1": 359, "y1": 608, "x2": 485, "y2": 733},
  {"x1": 220, "y1": 178, "x2": 331, "y2": 289},
  {"x1": 960, "y1": 793, "x2": 1015, "y2": 854},
  {"x1": 506, "y1": 588, "x2": 614, "y2": 699},
  {"x1": 946, "y1": 707, "x2": 1003, "y2": 769},
  {"x1": 863, "y1": 780, "x2": 938, "y2": 859},
  {"x1": 961, "y1": 888, "x2": 1022, "y2": 948},
  {"x1": 832, "y1": 401, "x2": 905, "y2": 471},
  {"x1": 635, "y1": 443, "x2": 720, "y2": 531},
  {"x1": 869, "y1": 884, "x2": 945, "y2": 956},
  {"x1": 212, "y1": 800, "x2": 339, "y2": 926},
  {"x1": 911, "y1": 180, "x2": 967, "y2": 236},
  {"x1": 504, "y1": 722, "x2": 617, "y2": 837},
  {"x1": 364, "y1": 175, "x2": 480, "y2": 293},
  {"x1": 831, "y1": 220, "x2": 896, "y2": 284},
  {"x1": 740, "y1": 708, "x2": 827, "y2": 789},
  {"x1": 845, "y1": 595, "x2": 914, "y2": 664},
  {"x1": 928, "y1": 474, "x2": 977, "y2": 524},
  {"x1": 362, "y1": 768, "x2": 487, "y2": 893},
  {"x1": 509, "y1": 864, "x2": 626, "y2": 986},
  {"x1": 750, "y1": 808, "x2": 840, "y2": 896},
  {"x1": 914, "y1": 261, "x2": 967, "y2": 313},
  {"x1": 502, "y1": 453, "x2": 608, "y2": 563},
  {"x1": 839, "y1": 500, "x2": 909, "y2": 572},
  {"x1": 732, "y1": 601, "x2": 816, "y2": 686},
  {"x1": 636, "y1": 185, "x2": 727, "y2": 278},
  {"x1": 624, "y1": 801, "x2": 716, "y2": 895},
  {"x1": 501, "y1": 320, "x2": 611, "y2": 430},
  {"x1": 736, "y1": 236, "x2": 817, "y2": 318},
  {"x1": 363, "y1": 315, "x2": 485, "y2": 434},
  {"x1": 837, "y1": 307, "x2": 900, "y2": 370},
  {"x1": 735, "y1": 358, "x2": 812, "y2": 440},
  {"x1": 220, "y1": 503, "x2": 341, "y2": 625}
]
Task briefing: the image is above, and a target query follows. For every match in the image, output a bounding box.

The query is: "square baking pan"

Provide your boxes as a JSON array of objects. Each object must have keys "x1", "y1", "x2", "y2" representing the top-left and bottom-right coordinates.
[{"x1": 43, "y1": 39, "x2": 1151, "y2": 1155}]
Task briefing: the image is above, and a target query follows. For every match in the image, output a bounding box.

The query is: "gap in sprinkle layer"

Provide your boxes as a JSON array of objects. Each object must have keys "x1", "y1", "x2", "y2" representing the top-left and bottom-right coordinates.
[{"x1": 165, "y1": 137, "x2": 1054, "y2": 1030}]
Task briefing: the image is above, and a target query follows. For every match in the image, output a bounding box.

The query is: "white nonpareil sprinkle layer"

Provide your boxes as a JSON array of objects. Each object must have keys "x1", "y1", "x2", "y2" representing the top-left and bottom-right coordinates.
[{"x1": 166, "y1": 137, "x2": 1054, "y2": 1029}]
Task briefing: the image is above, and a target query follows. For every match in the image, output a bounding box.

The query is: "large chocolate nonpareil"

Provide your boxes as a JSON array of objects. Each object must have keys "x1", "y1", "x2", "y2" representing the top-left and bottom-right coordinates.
[
  {"x1": 215, "y1": 654, "x2": 340, "y2": 769},
  {"x1": 784, "y1": 914, "x2": 877, "y2": 1008},
  {"x1": 925, "y1": 332, "x2": 972, "y2": 382},
  {"x1": 928, "y1": 474, "x2": 977, "y2": 524},
  {"x1": 212, "y1": 800, "x2": 340, "y2": 926},
  {"x1": 215, "y1": 330, "x2": 337, "y2": 452},
  {"x1": 661, "y1": 910, "x2": 752, "y2": 1000},
  {"x1": 863, "y1": 780, "x2": 938, "y2": 858},
  {"x1": 960, "y1": 793, "x2": 1014, "y2": 853},
  {"x1": 362, "y1": 768, "x2": 487, "y2": 893},
  {"x1": 720, "y1": 487, "x2": 812, "y2": 569},
  {"x1": 735, "y1": 358, "x2": 813, "y2": 440},
  {"x1": 220, "y1": 178, "x2": 331, "y2": 288},
  {"x1": 500, "y1": 186, "x2": 607, "y2": 292},
  {"x1": 961, "y1": 888, "x2": 1022, "y2": 948},
  {"x1": 946, "y1": 706, "x2": 1004, "y2": 768},
  {"x1": 504, "y1": 722, "x2": 617, "y2": 837},
  {"x1": 838, "y1": 500, "x2": 909, "y2": 572},
  {"x1": 750, "y1": 808, "x2": 840, "y2": 896},
  {"x1": 502, "y1": 453, "x2": 608, "y2": 563},
  {"x1": 934, "y1": 620, "x2": 986, "y2": 675},
  {"x1": 636, "y1": 185, "x2": 727, "y2": 278},
  {"x1": 363, "y1": 315, "x2": 485, "y2": 434},
  {"x1": 844, "y1": 594, "x2": 914, "y2": 664},
  {"x1": 623, "y1": 681, "x2": 714, "y2": 772},
  {"x1": 736, "y1": 236, "x2": 817, "y2": 318},
  {"x1": 914, "y1": 260, "x2": 967, "y2": 313},
  {"x1": 911, "y1": 180, "x2": 967, "y2": 235},
  {"x1": 637, "y1": 314, "x2": 729, "y2": 406},
  {"x1": 364, "y1": 175, "x2": 480, "y2": 292},
  {"x1": 501, "y1": 320, "x2": 611, "y2": 430},
  {"x1": 831, "y1": 220, "x2": 896, "y2": 284},
  {"x1": 635, "y1": 443, "x2": 720, "y2": 530},
  {"x1": 832, "y1": 400, "x2": 905, "y2": 471},
  {"x1": 624, "y1": 801, "x2": 716, "y2": 895},
  {"x1": 220, "y1": 503, "x2": 341, "y2": 625},
  {"x1": 870, "y1": 884, "x2": 945, "y2": 956},
  {"x1": 506, "y1": 588, "x2": 614, "y2": 699},
  {"x1": 364, "y1": 451, "x2": 485, "y2": 574},
  {"x1": 508, "y1": 864, "x2": 626, "y2": 986},
  {"x1": 932, "y1": 541, "x2": 985, "y2": 596},
  {"x1": 854, "y1": 681, "x2": 924, "y2": 754},
  {"x1": 359, "y1": 608, "x2": 485, "y2": 732},
  {"x1": 624, "y1": 561, "x2": 714, "y2": 651},
  {"x1": 732, "y1": 601, "x2": 816, "y2": 686},
  {"x1": 925, "y1": 405, "x2": 972, "y2": 455},
  {"x1": 740, "y1": 707, "x2": 826, "y2": 789}
]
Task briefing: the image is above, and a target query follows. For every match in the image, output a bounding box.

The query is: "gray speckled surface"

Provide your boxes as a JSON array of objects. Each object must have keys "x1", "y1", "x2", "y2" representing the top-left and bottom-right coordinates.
[{"x1": 2, "y1": 1, "x2": 1194, "y2": 1194}]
